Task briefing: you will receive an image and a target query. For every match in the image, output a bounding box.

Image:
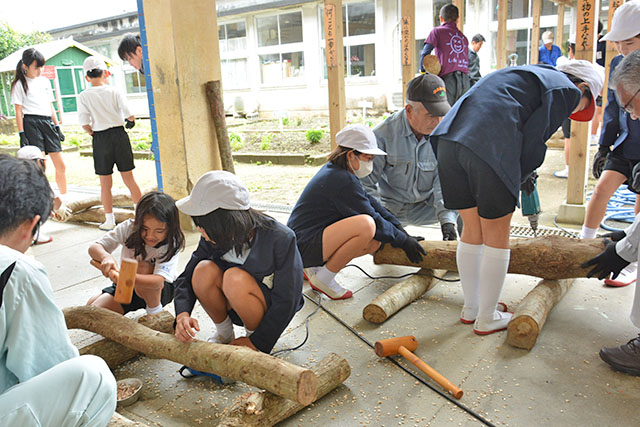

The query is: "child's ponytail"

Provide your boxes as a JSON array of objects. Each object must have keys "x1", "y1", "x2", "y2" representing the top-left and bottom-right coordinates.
[
  {"x1": 11, "y1": 60, "x2": 27, "y2": 94},
  {"x1": 10, "y1": 48, "x2": 46, "y2": 95}
]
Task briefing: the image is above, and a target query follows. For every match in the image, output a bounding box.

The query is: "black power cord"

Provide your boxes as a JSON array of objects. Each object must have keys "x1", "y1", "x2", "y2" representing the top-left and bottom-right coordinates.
[{"x1": 343, "y1": 263, "x2": 461, "y2": 282}]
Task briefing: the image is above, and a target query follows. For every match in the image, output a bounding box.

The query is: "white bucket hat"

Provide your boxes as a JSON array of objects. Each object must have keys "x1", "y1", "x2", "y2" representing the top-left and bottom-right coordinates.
[
  {"x1": 556, "y1": 60, "x2": 605, "y2": 121},
  {"x1": 601, "y1": 1, "x2": 640, "y2": 42},
  {"x1": 336, "y1": 124, "x2": 386, "y2": 156},
  {"x1": 176, "y1": 170, "x2": 250, "y2": 216}
]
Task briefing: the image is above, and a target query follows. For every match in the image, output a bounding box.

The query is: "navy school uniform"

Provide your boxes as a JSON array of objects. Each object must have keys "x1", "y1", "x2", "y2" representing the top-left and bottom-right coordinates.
[
  {"x1": 287, "y1": 162, "x2": 408, "y2": 250},
  {"x1": 173, "y1": 218, "x2": 303, "y2": 353},
  {"x1": 430, "y1": 64, "x2": 582, "y2": 201}
]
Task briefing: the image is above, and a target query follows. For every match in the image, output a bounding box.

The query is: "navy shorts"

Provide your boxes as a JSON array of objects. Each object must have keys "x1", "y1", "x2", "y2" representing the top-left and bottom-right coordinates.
[
  {"x1": 561, "y1": 118, "x2": 571, "y2": 139},
  {"x1": 437, "y1": 139, "x2": 517, "y2": 219},
  {"x1": 604, "y1": 149, "x2": 640, "y2": 192},
  {"x1": 22, "y1": 114, "x2": 62, "y2": 154},
  {"x1": 102, "y1": 280, "x2": 174, "y2": 314},
  {"x1": 297, "y1": 230, "x2": 325, "y2": 268},
  {"x1": 92, "y1": 126, "x2": 135, "y2": 175}
]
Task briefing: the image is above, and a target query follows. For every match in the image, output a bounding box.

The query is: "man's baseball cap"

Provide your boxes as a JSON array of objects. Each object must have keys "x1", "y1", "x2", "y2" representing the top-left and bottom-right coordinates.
[
  {"x1": 83, "y1": 56, "x2": 108, "y2": 74},
  {"x1": 176, "y1": 171, "x2": 250, "y2": 216},
  {"x1": 16, "y1": 145, "x2": 45, "y2": 160},
  {"x1": 601, "y1": 1, "x2": 640, "y2": 42},
  {"x1": 336, "y1": 124, "x2": 386, "y2": 156},
  {"x1": 556, "y1": 60, "x2": 605, "y2": 122},
  {"x1": 406, "y1": 73, "x2": 451, "y2": 116},
  {"x1": 542, "y1": 30, "x2": 554, "y2": 44}
]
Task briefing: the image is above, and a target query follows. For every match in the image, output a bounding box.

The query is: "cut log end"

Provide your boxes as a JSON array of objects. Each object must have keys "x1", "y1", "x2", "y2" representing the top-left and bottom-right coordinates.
[
  {"x1": 363, "y1": 304, "x2": 387, "y2": 324},
  {"x1": 507, "y1": 315, "x2": 540, "y2": 350},
  {"x1": 297, "y1": 370, "x2": 318, "y2": 406}
]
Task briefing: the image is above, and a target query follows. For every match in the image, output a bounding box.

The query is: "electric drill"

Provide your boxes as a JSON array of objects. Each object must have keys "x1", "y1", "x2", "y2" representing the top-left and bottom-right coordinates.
[{"x1": 521, "y1": 174, "x2": 541, "y2": 237}]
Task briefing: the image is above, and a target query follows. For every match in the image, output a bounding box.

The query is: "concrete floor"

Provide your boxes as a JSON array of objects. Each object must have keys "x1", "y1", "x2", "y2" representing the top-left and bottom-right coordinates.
[{"x1": 35, "y1": 147, "x2": 639, "y2": 426}]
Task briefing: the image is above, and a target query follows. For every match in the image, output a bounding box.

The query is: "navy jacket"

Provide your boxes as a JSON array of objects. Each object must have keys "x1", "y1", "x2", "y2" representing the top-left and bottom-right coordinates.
[
  {"x1": 430, "y1": 64, "x2": 581, "y2": 200},
  {"x1": 287, "y1": 162, "x2": 407, "y2": 250},
  {"x1": 599, "y1": 55, "x2": 640, "y2": 160},
  {"x1": 173, "y1": 218, "x2": 304, "y2": 353}
]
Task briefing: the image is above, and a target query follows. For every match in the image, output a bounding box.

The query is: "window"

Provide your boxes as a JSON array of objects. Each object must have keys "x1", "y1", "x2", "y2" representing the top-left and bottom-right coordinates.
[
  {"x1": 219, "y1": 20, "x2": 249, "y2": 89},
  {"x1": 491, "y1": 0, "x2": 558, "y2": 21},
  {"x1": 256, "y1": 11, "x2": 305, "y2": 84},
  {"x1": 320, "y1": 1, "x2": 376, "y2": 79},
  {"x1": 56, "y1": 66, "x2": 85, "y2": 113},
  {"x1": 490, "y1": 29, "x2": 529, "y2": 67},
  {"x1": 124, "y1": 68, "x2": 146, "y2": 94}
]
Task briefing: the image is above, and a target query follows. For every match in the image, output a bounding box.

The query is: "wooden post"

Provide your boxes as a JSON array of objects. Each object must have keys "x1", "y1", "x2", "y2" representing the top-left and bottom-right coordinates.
[
  {"x1": 373, "y1": 236, "x2": 606, "y2": 280},
  {"x1": 218, "y1": 353, "x2": 350, "y2": 426},
  {"x1": 601, "y1": 0, "x2": 624, "y2": 109},
  {"x1": 400, "y1": 0, "x2": 415, "y2": 106},
  {"x1": 452, "y1": 0, "x2": 465, "y2": 32},
  {"x1": 324, "y1": 0, "x2": 346, "y2": 150},
  {"x1": 506, "y1": 279, "x2": 575, "y2": 350},
  {"x1": 363, "y1": 269, "x2": 446, "y2": 324},
  {"x1": 556, "y1": 3, "x2": 565, "y2": 55},
  {"x1": 530, "y1": 0, "x2": 542, "y2": 65},
  {"x1": 496, "y1": 0, "x2": 508, "y2": 69},
  {"x1": 205, "y1": 80, "x2": 235, "y2": 174},
  {"x1": 64, "y1": 306, "x2": 318, "y2": 405}
]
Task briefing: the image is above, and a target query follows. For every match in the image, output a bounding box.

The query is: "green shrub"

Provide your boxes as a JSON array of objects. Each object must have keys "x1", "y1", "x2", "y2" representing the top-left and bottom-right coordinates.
[
  {"x1": 66, "y1": 136, "x2": 81, "y2": 147},
  {"x1": 306, "y1": 129, "x2": 324, "y2": 144},
  {"x1": 134, "y1": 141, "x2": 151, "y2": 151},
  {"x1": 281, "y1": 117, "x2": 290, "y2": 126},
  {"x1": 260, "y1": 133, "x2": 274, "y2": 150},
  {"x1": 229, "y1": 132, "x2": 244, "y2": 151},
  {"x1": 296, "y1": 118, "x2": 302, "y2": 127}
]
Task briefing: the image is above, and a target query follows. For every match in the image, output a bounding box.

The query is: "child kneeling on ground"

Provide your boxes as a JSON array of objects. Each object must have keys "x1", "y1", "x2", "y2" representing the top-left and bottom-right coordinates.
[
  {"x1": 87, "y1": 191, "x2": 185, "y2": 315},
  {"x1": 173, "y1": 171, "x2": 304, "y2": 353}
]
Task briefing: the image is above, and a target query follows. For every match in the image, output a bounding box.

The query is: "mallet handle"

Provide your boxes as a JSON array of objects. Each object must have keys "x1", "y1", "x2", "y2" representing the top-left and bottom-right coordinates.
[{"x1": 398, "y1": 346, "x2": 463, "y2": 399}]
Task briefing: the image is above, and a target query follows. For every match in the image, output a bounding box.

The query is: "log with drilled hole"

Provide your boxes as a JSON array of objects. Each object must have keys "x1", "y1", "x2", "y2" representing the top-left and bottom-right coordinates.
[{"x1": 64, "y1": 306, "x2": 317, "y2": 405}]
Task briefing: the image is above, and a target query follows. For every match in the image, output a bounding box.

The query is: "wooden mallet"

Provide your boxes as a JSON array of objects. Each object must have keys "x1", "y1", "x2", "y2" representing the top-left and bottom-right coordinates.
[
  {"x1": 374, "y1": 335, "x2": 463, "y2": 399},
  {"x1": 90, "y1": 258, "x2": 138, "y2": 305}
]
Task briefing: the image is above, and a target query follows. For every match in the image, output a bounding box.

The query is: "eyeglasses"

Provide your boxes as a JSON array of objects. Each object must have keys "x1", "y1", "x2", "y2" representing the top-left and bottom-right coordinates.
[{"x1": 622, "y1": 87, "x2": 640, "y2": 115}]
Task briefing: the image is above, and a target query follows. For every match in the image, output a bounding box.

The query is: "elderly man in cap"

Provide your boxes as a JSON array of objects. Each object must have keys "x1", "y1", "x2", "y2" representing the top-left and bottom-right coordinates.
[
  {"x1": 362, "y1": 73, "x2": 459, "y2": 241},
  {"x1": 430, "y1": 60, "x2": 603, "y2": 335},
  {"x1": 582, "y1": 50, "x2": 640, "y2": 376}
]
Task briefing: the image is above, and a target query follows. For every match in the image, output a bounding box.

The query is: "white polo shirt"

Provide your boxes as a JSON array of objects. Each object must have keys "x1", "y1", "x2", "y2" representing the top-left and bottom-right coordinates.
[{"x1": 77, "y1": 85, "x2": 132, "y2": 132}]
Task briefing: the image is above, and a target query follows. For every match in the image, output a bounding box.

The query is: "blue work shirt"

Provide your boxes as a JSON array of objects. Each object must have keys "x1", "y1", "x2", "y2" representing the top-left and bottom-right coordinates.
[
  {"x1": 599, "y1": 54, "x2": 640, "y2": 160},
  {"x1": 361, "y1": 109, "x2": 457, "y2": 226},
  {"x1": 430, "y1": 64, "x2": 582, "y2": 200},
  {"x1": 538, "y1": 44, "x2": 562, "y2": 66}
]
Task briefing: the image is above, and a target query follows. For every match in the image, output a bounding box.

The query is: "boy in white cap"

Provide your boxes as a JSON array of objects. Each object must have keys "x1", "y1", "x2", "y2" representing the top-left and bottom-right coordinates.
[
  {"x1": 431, "y1": 60, "x2": 603, "y2": 335},
  {"x1": 581, "y1": 0, "x2": 640, "y2": 287},
  {"x1": 173, "y1": 171, "x2": 304, "y2": 353},
  {"x1": 77, "y1": 56, "x2": 141, "y2": 231},
  {"x1": 288, "y1": 124, "x2": 425, "y2": 300}
]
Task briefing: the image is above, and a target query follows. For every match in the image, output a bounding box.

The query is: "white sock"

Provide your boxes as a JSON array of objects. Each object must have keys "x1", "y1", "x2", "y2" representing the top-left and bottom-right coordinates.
[
  {"x1": 214, "y1": 316, "x2": 234, "y2": 339},
  {"x1": 580, "y1": 226, "x2": 598, "y2": 239},
  {"x1": 316, "y1": 265, "x2": 336, "y2": 285},
  {"x1": 146, "y1": 304, "x2": 163, "y2": 315},
  {"x1": 456, "y1": 241, "x2": 484, "y2": 315},
  {"x1": 476, "y1": 246, "x2": 510, "y2": 321},
  {"x1": 104, "y1": 213, "x2": 115, "y2": 224},
  {"x1": 245, "y1": 327, "x2": 254, "y2": 337}
]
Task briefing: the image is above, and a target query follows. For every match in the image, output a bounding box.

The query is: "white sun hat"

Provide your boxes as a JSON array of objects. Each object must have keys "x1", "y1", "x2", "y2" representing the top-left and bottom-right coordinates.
[
  {"x1": 336, "y1": 124, "x2": 387, "y2": 156},
  {"x1": 601, "y1": 1, "x2": 640, "y2": 42},
  {"x1": 176, "y1": 170, "x2": 250, "y2": 216}
]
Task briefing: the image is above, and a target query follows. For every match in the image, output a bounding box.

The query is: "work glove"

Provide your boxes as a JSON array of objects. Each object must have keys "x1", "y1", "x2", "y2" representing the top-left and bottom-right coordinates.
[
  {"x1": 592, "y1": 145, "x2": 609, "y2": 179},
  {"x1": 441, "y1": 223, "x2": 457, "y2": 241},
  {"x1": 581, "y1": 239, "x2": 630, "y2": 280},
  {"x1": 601, "y1": 230, "x2": 626, "y2": 242},
  {"x1": 54, "y1": 125, "x2": 65, "y2": 142},
  {"x1": 18, "y1": 132, "x2": 28, "y2": 146},
  {"x1": 520, "y1": 171, "x2": 538, "y2": 196},
  {"x1": 125, "y1": 119, "x2": 135, "y2": 129},
  {"x1": 401, "y1": 236, "x2": 426, "y2": 264},
  {"x1": 53, "y1": 203, "x2": 72, "y2": 222},
  {"x1": 629, "y1": 162, "x2": 640, "y2": 193},
  {"x1": 396, "y1": 224, "x2": 425, "y2": 242}
]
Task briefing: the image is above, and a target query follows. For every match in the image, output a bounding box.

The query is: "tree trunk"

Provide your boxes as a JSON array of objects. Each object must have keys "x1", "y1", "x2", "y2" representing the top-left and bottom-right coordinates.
[
  {"x1": 108, "y1": 412, "x2": 148, "y2": 426},
  {"x1": 68, "y1": 207, "x2": 134, "y2": 224},
  {"x1": 63, "y1": 306, "x2": 317, "y2": 405},
  {"x1": 363, "y1": 269, "x2": 446, "y2": 323},
  {"x1": 218, "y1": 353, "x2": 350, "y2": 427},
  {"x1": 205, "y1": 80, "x2": 235, "y2": 173},
  {"x1": 374, "y1": 236, "x2": 605, "y2": 280},
  {"x1": 76, "y1": 311, "x2": 175, "y2": 369},
  {"x1": 506, "y1": 279, "x2": 575, "y2": 350}
]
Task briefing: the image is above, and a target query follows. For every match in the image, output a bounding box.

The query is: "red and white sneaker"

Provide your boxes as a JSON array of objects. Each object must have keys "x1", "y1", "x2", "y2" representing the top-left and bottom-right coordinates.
[
  {"x1": 473, "y1": 311, "x2": 513, "y2": 335},
  {"x1": 460, "y1": 302, "x2": 508, "y2": 324},
  {"x1": 604, "y1": 263, "x2": 637, "y2": 287},
  {"x1": 304, "y1": 268, "x2": 352, "y2": 300}
]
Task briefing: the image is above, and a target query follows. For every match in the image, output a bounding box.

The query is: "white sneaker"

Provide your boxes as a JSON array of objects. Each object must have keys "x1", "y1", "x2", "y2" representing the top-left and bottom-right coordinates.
[
  {"x1": 99, "y1": 221, "x2": 116, "y2": 231},
  {"x1": 604, "y1": 262, "x2": 637, "y2": 287},
  {"x1": 207, "y1": 329, "x2": 235, "y2": 344},
  {"x1": 304, "y1": 268, "x2": 352, "y2": 300},
  {"x1": 460, "y1": 302, "x2": 508, "y2": 324},
  {"x1": 590, "y1": 134, "x2": 599, "y2": 146},
  {"x1": 554, "y1": 166, "x2": 569, "y2": 178},
  {"x1": 473, "y1": 311, "x2": 513, "y2": 335}
]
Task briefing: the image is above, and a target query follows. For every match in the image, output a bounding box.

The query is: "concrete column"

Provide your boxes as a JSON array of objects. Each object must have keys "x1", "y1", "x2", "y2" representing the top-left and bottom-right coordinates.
[{"x1": 142, "y1": 0, "x2": 223, "y2": 209}]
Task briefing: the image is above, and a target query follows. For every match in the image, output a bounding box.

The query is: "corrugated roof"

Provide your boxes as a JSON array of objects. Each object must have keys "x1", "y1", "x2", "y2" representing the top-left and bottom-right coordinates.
[{"x1": 0, "y1": 37, "x2": 117, "y2": 73}]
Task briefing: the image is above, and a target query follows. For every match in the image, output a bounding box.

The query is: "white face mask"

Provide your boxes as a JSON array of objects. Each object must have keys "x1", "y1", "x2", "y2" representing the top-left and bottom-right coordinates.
[{"x1": 350, "y1": 156, "x2": 374, "y2": 178}]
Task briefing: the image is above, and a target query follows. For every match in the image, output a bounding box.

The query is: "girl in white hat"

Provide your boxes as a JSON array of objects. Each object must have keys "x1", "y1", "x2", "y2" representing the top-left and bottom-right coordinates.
[{"x1": 287, "y1": 124, "x2": 425, "y2": 300}]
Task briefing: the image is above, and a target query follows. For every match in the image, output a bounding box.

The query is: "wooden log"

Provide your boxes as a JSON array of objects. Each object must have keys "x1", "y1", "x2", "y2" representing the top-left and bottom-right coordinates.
[
  {"x1": 363, "y1": 268, "x2": 446, "y2": 324},
  {"x1": 108, "y1": 412, "x2": 149, "y2": 426},
  {"x1": 64, "y1": 306, "x2": 317, "y2": 405},
  {"x1": 205, "y1": 80, "x2": 235, "y2": 174},
  {"x1": 218, "y1": 353, "x2": 350, "y2": 427},
  {"x1": 373, "y1": 235, "x2": 605, "y2": 280},
  {"x1": 78, "y1": 311, "x2": 175, "y2": 369},
  {"x1": 506, "y1": 279, "x2": 575, "y2": 350},
  {"x1": 68, "y1": 207, "x2": 134, "y2": 224},
  {"x1": 65, "y1": 193, "x2": 133, "y2": 213}
]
